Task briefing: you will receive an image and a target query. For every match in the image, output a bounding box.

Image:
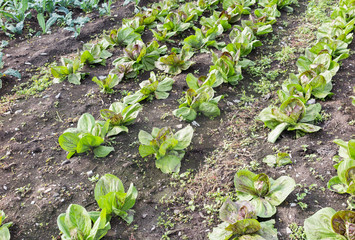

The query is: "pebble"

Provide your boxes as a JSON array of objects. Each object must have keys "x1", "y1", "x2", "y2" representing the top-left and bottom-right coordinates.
[
  {"x1": 61, "y1": 160, "x2": 71, "y2": 166},
  {"x1": 40, "y1": 53, "x2": 48, "y2": 56},
  {"x1": 42, "y1": 95, "x2": 49, "y2": 99},
  {"x1": 31, "y1": 201, "x2": 35, "y2": 205},
  {"x1": 14, "y1": 127, "x2": 19, "y2": 131},
  {"x1": 142, "y1": 213, "x2": 148, "y2": 219},
  {"x1": 176, "y1": 124, "x2": 183, "y2": 129},
  {"x1": 44, "y1": 188, "x2": 52, "y2": 193},
  {"x1": 191, "y1": 121, "x2": 200, "y2": 127},
  {"x1": 233, "y1": 99, "x2": 241, "y2": 103},
  {"x1": 25, "y1": 62, "x2": 32, "y2": 65},
  {"x1": 3, "y1": 185, "x2": 7, "y2": 191},
  {"x1": 151, "y1": 225, "x2": 156, "y2": 231},
  {"x1": 290, "y1": 203, "x2": 297, "y2": 207},
  {"x1": 86, "y1": 170, "x2": 94, "y2": 177},
  {"x1": 226, "y1": 101, "x2": 233, "y2": 106},
  {"x1": 307, "y1": 99, "x2": 316, "y2": 105},
  {"x1": 15, "y1": 109, "x2": 22, "y2": 114},
  {"x1": 55, "y1": 93, "x2": 61, "y2": 99}
]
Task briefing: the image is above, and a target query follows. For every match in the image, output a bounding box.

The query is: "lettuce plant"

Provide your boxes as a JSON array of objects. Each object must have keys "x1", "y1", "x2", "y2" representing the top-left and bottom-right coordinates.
[
  {"x1": 222, "y1": 0, "x2": 253, "y2": 23},
  {"x1": 151, "y1": 29, "x2": 176, "y2": 43},
  {"x1": 200, "y1": 11, "x2": 232, "y2": 32},
  {"x1": 94, "y1": 174, "x2": 138, "y2": 224},
  {"x1": 173, "y1": 74, "x2": 223, "y2": 122},
  {"x1": 177, "y1": 2, "x2": 203, "y2": 23},
  {"x1": 241, "y1": 15, "x2": 275, "y2": 35},
  {"x1": 57, "y1": 204, "x2": 110, "y2": 240},
  {"x1": 254, "y1": 4, "x2": 281, "y2": 21},
  {"x1": 102, "y1": 27, "x2": 141, "y2": 48},
  {"x1": 234, "y1": 169, "x2": 296, "y2": 218},
  {"x1": 328, "y1": 139, "x2": 355, "y2": 194},
  {"x1": 100, "y1": 102, "x2": 142, "y2": 137},
  {"x1": 156, "y1": 12, "x2": 191, "y2": 35},
  {"x1": 258, "y1": 96, "x2": 322, "y2": 143},
  {"x1": 58, "y1": 113, "x2": 114, "y2": 159},
  {"x1": 0, "y1": 211, "x2": 12, "y2": 240},
  {"x1": 138, "y1": 125, "x2": 193, "y2": 173},
  {"x1": 51, "y1": 57, "x2": 87, "y2": 85},
  {"x1": 209, "y1": 199, "x2": 277, "y2": 240},
  {"x1": 304, "y1": 208, "x2": 355, "y2": 240},
  {"x1": 92, "y1": 74, "x2": 121, "y2": 94},
  {"x1": 224, "y1": 26, "x2": 262, "y2": 57},
  {"x1": 80, "y1": 42, "x2": 112, "y2": 66},
  {"x1": 209, "y1": 51, "x2": 243, "y2": 85},
  {"x1": 123, "y1": 72, "x2": 174, "y2": 104},
  {"x1": 183, "y1": 26, "x2": 225, "y2": 51},
  {"x1": 197, "y1": 0, "x2": 220, "y2": 10},
  {"x1": 317, "y1": 16, "x2": 355, "y2": 45},
  {"x1": 155, "y1": 47, "x2": 195, "y2": 75},
  {"x1": 112, "y1": 40, "x2": 167, "y2": 77}
]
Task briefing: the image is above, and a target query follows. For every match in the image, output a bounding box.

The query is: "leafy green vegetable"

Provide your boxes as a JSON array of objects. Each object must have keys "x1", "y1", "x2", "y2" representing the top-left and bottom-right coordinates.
[
  {"x1": 183, "y1": 26, "x2": 225, "y2": 51},
  {"x1": 100, "y1": 102, "x2": 142, "y2": 137},
  {"x1": 57, "y1": 204, "x2": 111, "y2": 240},
  {"x1": 200, "y1": 11, "x2": 232, "y2": 32},
  {"x1": 222, "y1": 0, "x2": 253, "y2": 23},
  {"x1": 234, "y1": 169, "x2": 296, "y2": 218},
  {"x1": 94, "y1": 174, "x2": 138, "y2": 224},
  {"x1": 209, "y1": 198, "x2": 278, "y2": 239},
  {"x1": 209, "y1": 51, "x2": 243, "y2": 85},
  {"x1": 92, "y1": 74, "x2": 121, "y2": 94},
  {"x1": 80, "y1": 42, "x2": 112, "y2": 66},
  {"x1": 102, "y1": 27, "x2": 141, "y2": 48},
  {"x1": 156, "y1": 12, "x2": 191, "y2": 35},
  {"x1": 241, "y1": 15, "x2": 275, "y2": 35},
  {"x1": 0, "y1": 210, "x2": 12, "y2": 240},
  {"x1": 155, "y1": 47, "x2": 195, "y2": 75},
  {"x1": 224, "y1": 26, "x2": 262, "y2": 57},
  {"x1": 178, "y1": 2, "x2": 203, "y2": 23},
  {"x1": 138, "y1": 125, "x2": 194, "y2": 173},
  {"x1": 123, "y1": 72, "x2": 174, "y2": 104},
  {"x1": 304, "y1": 208, "x2": 355, "y2": 240},
  {"x1": 263, "y1": 152, "x2": 292, "y2": 167},
  {"x1": 58, "y1": 113, "x2": 114, "y2": 159},
  {"x1": 51, "y1": 57, "x2": 87, "y2": 85},
  {"x1": 258, "y1": 96, "x2": 322, "y2": 143},
  {"x1": 173, "y1": 73, "x2": 223, "y2": 122},
  {"x1": 151, "y1": 29, "x2": 176, "y2": 43},
  {"x1": 112, "y1": 40, "x2": 167, "y2": 77}
]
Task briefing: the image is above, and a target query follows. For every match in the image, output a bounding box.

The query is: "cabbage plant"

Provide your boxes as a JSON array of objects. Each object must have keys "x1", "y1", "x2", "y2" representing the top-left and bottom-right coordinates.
[
  {"x1": 100, "y1": 102, "x2": 142, "y2": 137},
  {"x1": 209, "y1": 199, "x2": 277, "y2": 240},
  {"x1": 234, "y1": 169, "x2": 296, "y2": 218},
  {"x1": 123, "y1": 72, "x2": 174, "y2": 104},
  {"x1": 138, "y1": 125, "x2": 193, "y2": 173},
  {"x1": 0, "y1": 211, "x2": 12, "y2": 240},
  {"x1": 94, "y1": 174, "x2": 138, "y2": 224},
  {"x1": 58, "y1": 113, "x2": 114, "y2": 159},
  {"x1": 57, "y1": 205, "x2": 110, "y2": 240},
  {"x1": 258, "y1": 96, "x2": 322, "y2": 143},
  {"x1": 304, "y1": 208, "x2": 355, "y2": 240},
  {"x1": 51, "y1": 57, "x2": 87, "y2": 85}
]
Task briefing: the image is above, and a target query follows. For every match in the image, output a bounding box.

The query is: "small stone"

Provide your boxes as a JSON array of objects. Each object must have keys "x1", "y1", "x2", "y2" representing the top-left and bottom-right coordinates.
[
  {"x1": 86, "y1": 170, "x2": 94, "y2": 177},
  {"x1": 25, "y1": 62, "x2": 32, "y2": 65},
  {"x1": 55, "y1": 93, "x2": 61, "y2": 99},
  {"x1": 40, "y1": 53, "x2": 48, "y2": 56},
  {"x1": 31, "y1": 201, "x2": 35, "y2": 204},
  {"x1": 176, "y1": 124, "x2": 183, "y2": 129},
  {"x1": 227, "y1": 101, "x2": 233, "y2": 106},
  {"x1": 3, "y1": 185, "x2": 7, "y2": 191},
  {"x1": 42, "y1": 95, "x2": 49, "y2": 99},
  {"x1": 290, "y1": 203, "x2": 297, "y2": 207},
  {"x1": 233, "y1": 99, "x2": 241, "y2": 103},
  {"x1": 15, "y1": 109, "x2": 23, "y2": 114},
  {"x1": 151, "y1": 225, "x2": 156, "y2": 231},
  {"x1": 44, "y1": 188, "x2": 52, "y2": 193},
  {"x1": 142, "y1": 213, "x2": 148, "y2": 219},
  {"x1": 307, "y1": 99, "x2": 316, "y2": 105},
  {"x1": 296, "y1": 174, "x2": 299, "y2": 177},
  {"x1": 61, "y1": 160, "x2": 70, "y2": 166},
  {"x1": 53, "y1": 192, "x2": 59, "y2": 197},
  {"x1": 191, "y1": 121, "x2": 200, "y2": 127},
  {"x1": 14, "y1": 127, "x2": 20, "y2": 131}
]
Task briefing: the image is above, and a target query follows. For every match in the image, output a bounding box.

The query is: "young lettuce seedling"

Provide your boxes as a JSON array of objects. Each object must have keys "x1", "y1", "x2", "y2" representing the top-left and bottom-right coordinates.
[
  {"x1": 51, "y1": 57, "x2": 87, "y2": 85},
  {"x1": 258, "y1": 96, "x2": 322, "y2": 143},
  {"x1": 209, "y1": 198, "x2": 278, "y2": 239},
  {"x1": 183, "y1": 26, "x2": 225, "y2": 52},
  {"x1": 304, "y1": 208, "x2": 355, "y2": 240},
  {"x1": 173, "y1": 73, "x2": 223, "y2": 122},
  {"x1": 80, "y1": 42, "x2": 112, "y2": 66},
  {"x1": 138, "y1": 125, "x2": 193, "y2": 173},
  {"x1": 0, "y1": 210, "x2": 12, "y2": 240},
  {"x1": 92, "y1": 74, "x2": 121, "y2": 94},
  {"x1": 58, "y1": 113, "x2": 114, "y2": 159},
  {"x1": 101, "y1": 27, "x2": 141, "y2": 49},
  {"x1": 57, "y1": 204, "x2": 111, "y2": 240},
  {"x1": 94, "y1": 174, "x2": 138, "y2": 224},
  {"x1": 155, "y1": 46, "x2": 195, "y2": 75},
  {"x1": 328, "y1": 139, "x2": 355, "y2": 195},
  {"x1": 100, "y1": 102, "x2": 142, "y2": 137},
  {"x1": 234, "y1": 169, "x2": 296, "y2": 218},
  {"x1": 123, "y1": 72, "x2": 174, "y2": 104},
  {"x1": 209, "y1": 51, "x2": 243, "y2": 85},
  {"x1": 112, "y1": 40, "x2": 167, "y2": 77}
]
